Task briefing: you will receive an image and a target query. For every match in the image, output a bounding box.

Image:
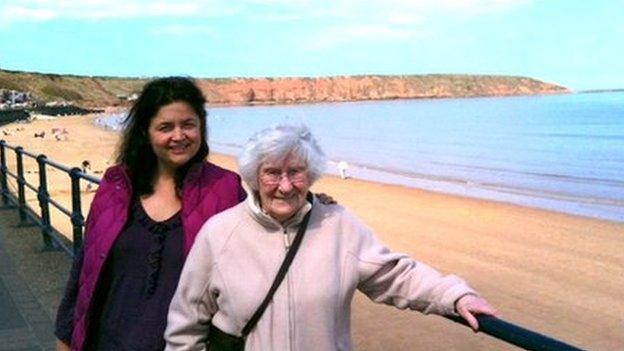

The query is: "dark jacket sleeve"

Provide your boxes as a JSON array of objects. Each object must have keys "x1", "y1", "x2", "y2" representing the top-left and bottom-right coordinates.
[{"x1": 54, "y1": 246, "x2": 85, "y2": 344}]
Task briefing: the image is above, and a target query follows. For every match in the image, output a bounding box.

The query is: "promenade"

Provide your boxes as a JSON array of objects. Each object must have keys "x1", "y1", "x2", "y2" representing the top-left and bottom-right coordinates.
[{"x1": 0, "y1": 204, "x2": 69, "y2": 350}]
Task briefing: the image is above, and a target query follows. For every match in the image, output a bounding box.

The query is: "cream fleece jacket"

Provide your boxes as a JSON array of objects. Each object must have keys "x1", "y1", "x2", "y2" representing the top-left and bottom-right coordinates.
[{"x1": 165, "y1": 196, "x2": 475, "y2": 351}]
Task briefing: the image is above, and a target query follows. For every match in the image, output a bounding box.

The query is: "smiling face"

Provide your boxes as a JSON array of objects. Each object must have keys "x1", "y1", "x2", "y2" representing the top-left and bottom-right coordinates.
[
  {"x1": 257, "y1": 153, "x2": 311, "y2": 224},
  {"x1": 148, "y1": 101, "x2": 202, "y2": 174}
]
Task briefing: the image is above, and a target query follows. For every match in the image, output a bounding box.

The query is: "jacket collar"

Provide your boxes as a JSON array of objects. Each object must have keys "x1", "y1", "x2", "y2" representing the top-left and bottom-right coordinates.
[
  {"x1": 105, "y1": 162, "x2": 203, "y2": 194},
  {"x1": 246, "y1": 191, "x2": 314, "y2": 231},
  {"x1": 104, "y1": 164, "x2": 132, "y2": 196}
]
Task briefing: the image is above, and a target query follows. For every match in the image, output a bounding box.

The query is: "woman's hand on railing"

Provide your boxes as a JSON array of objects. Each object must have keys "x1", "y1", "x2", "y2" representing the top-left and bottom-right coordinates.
[{"x1": 455, "y1": 294, "x2": 498, "y2": 332}]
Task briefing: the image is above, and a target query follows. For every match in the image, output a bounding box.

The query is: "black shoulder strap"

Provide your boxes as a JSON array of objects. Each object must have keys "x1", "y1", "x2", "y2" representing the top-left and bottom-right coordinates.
[{"x1": 241, "y1": 207, "x2": 313, "y2": 337}]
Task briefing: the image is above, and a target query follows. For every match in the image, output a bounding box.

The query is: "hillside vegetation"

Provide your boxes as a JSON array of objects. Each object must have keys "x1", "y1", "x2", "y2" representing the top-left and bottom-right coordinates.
[{"x1": 0, "y1": 69, "x2": 569, "y2": 107}]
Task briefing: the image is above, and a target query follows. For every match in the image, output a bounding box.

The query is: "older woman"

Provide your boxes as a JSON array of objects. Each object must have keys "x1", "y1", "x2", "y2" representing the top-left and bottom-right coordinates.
[{"x1": 165, "y1": 125, "x2": 497, "y2": 351}]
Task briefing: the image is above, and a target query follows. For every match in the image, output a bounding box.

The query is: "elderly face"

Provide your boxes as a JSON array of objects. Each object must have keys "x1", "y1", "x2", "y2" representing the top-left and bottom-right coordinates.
[{"x1": 257, "y1": 152, "x2": 311, "y2": 224}]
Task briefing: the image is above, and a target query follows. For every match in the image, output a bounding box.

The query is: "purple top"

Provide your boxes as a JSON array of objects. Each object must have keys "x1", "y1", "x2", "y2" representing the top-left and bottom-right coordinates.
[{"x1": 56, "y1": 200, "x2": 184, "y2": 350}]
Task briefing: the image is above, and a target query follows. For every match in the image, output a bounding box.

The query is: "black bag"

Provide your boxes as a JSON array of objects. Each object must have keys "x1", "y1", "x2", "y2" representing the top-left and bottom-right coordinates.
[
  {"x1": 207, "y1": 209, "x2": 312, "y2": 351},
  {"x1": 207, "y1": 323, "x2": 246, "y2": 351}
]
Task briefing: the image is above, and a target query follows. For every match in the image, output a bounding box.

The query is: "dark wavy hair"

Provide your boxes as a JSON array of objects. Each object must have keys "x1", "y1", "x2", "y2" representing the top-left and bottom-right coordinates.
[{"x1": 115, "y1": 77, "x2": 209, "y2": 196}]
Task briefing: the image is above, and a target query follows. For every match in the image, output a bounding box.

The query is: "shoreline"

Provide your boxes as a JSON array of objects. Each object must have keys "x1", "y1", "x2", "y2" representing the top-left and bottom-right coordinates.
[
  {"x1": 211, "y1": 144, "x2": 624, "y2": 223},
  {"x1": 206, "y1": 88, "x2": 572, "y2": 108},
  {"x1": 92, "y1": 89, "x2": 574, "y2": 112},
  {"x1": 1, "y1": 114, "x2": 623, "y2": 350},
  {"x1": 8, "y1": 112, "x2": 619, "y2": 225}
]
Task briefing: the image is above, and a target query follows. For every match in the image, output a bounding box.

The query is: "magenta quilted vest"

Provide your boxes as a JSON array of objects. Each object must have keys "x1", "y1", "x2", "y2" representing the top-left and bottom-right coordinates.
[{"x1": 70, "y1": 162, "x2": 246, "y2": 350}]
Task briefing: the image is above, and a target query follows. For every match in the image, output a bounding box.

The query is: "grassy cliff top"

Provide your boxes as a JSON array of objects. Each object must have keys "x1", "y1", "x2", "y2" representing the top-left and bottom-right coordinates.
[{"x1": 0, "y1": 69, "x2": 569, "y2": 107}]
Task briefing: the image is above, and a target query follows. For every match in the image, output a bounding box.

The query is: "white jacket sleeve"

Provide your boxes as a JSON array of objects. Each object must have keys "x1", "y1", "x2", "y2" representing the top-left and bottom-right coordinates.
[
  {"x1": 353, "y1": 222, "x2": 476, "y2": 316},
  {"x1": 165, "y1": 226, "x2": 217, "y2": 351}
]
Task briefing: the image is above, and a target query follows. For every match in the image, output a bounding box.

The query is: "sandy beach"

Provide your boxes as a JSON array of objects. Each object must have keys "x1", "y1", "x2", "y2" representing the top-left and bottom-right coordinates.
[{"x1": 1, "y1": 114, "x2": 623, "y2": 350}]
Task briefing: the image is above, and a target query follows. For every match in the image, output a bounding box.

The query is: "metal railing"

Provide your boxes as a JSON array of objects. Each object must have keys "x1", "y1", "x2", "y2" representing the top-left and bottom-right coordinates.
[
  {"x1": 0, "y1": 139, "x2": 587, "y2": 350},
  {"x1": 0, "y1": 139, "x2": 100, "y2": 257},
  {"x1": 445, "y1": 315, "x2": 584, "y2": 350}
]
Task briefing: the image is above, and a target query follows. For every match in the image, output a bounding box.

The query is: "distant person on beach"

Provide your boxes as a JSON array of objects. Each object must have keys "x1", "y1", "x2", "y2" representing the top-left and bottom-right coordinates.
[
  {"x1": 165, "y1": 125, "x2": 497, "y2": 350},
  {"x1": 54, "y1": 77, "x2": 247, "y2": 351},
  {"x1": 81, "y1": 160, "x2": 93, "y2": 192},
  {"x1": 52, "y1": 127, "x2": 69, "y2": 141},
  {"x1": 80, "y1": 160, "x2": 90, "y2": 172},
  {"x1": 337, "y1": 160, "x2": 349, "y2": 179}
]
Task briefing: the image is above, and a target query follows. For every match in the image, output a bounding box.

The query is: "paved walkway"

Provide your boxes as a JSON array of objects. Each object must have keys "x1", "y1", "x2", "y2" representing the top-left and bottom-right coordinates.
[{"x1": 0, "y1": 216, "x2": 56, "y2": 351}]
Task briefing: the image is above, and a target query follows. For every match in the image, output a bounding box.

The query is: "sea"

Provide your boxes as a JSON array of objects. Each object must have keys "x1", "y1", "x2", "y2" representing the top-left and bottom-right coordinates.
[{"x1": 98, "y1": 92, "x2": 624, "y2": 222}]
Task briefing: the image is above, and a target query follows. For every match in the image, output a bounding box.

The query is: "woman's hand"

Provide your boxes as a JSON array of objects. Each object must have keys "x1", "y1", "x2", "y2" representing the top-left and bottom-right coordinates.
[
  {"x1": 56, "y1": 339, "x2": 71, "y2": 351},
  {"x1": 455, "y1": 294, "x2": 498, "y2": 332}
]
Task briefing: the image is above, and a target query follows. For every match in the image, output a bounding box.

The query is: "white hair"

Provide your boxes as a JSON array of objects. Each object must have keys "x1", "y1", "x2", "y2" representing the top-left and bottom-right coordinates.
[{"x1": 238, "y1": 124, "x2": 327, "y2": 190}]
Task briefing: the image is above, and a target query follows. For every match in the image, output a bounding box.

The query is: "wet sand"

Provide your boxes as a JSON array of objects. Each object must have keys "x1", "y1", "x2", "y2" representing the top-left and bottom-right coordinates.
[{"x1": 1, "y1": 114, "x2": 622, "y2": 350}]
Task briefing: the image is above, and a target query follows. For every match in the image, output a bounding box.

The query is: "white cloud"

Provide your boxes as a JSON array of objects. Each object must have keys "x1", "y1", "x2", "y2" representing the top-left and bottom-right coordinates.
[
  {"x1": 0, "y1": 0, "x2": 530, "y2": 24},
  {"x1": 3, "y1": 5, "x2": 56, "y2": 21},
  {"x1": 249, "y1": 13, "x2": 301, "y2": 22},
  {"x1": 289, "y1": 0, "x2": 530, "y2": 52},
  {"x1": 431, "y1": 0, "x2": 532, "y2": 15},
  {"x1": 305, "y1": 24, "x2": 429, "y2": 51},
  {"x1": 0, "y1": 0, "x2": 237, "y2": 23},
  {"x1": 151, "y1": 24, "x2": 219, "y2": 37},
  {"x1": 387, "y1": 13, "x2": 424, "y2": 25},
  {"x1": 370, "y1": 0, "x2": 531, "y2": 14},
  {"x1": 252, "y1": 0, "x2": 531, "y2": 20}
]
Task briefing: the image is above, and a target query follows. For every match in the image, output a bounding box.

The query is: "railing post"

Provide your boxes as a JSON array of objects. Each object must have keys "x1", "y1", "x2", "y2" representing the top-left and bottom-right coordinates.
[
  {"x1": 15, "y1": 146, "x2": 28, "y2": 223},
  {"x1": 0, "y1": 140, "x2": 8, "y2": 205},
  {"x1": 69, "y1": 167, "x2": 84, "y2": 255},
  {"x1": 36, "y1": 154, "x2": 55, "y2": 250}
]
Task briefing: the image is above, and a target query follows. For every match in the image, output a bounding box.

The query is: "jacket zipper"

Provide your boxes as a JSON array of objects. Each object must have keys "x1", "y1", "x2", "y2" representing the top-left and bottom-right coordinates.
[
  {"x1": 283, "y1": 227, "x2": 294, "y2": 351},
  {"x1": 283, "y1": 227, "x2": 291, "y2": 249}
]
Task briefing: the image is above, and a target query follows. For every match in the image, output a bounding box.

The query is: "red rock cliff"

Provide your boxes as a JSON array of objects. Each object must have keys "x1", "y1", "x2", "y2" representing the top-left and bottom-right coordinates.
[{"x1": 196, "y1": 75, "x2": 569, "y2": 105}]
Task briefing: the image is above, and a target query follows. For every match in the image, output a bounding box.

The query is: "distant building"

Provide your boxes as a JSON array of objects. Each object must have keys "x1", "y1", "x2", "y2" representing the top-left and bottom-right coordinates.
[
  {"x1": 0, "y1": 89, "x2": 33, "y2": 108},
  {"x1": 116, "y1": 93, "x2": 139, "y2": 102}
]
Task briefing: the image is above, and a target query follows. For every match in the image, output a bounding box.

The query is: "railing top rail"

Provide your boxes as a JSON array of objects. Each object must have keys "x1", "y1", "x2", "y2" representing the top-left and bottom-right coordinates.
[
  {"x1": 19, "y1": 148, "x2": 39, "y2": 159},
  {"x1": 42, "y1": 156, "x2": 74, "y2": 173},
  {"x1": 445, "y1": 315, "x2": 584, "y2": 351},
  {"x1": 1, "y1": 140, "x2": 100, "y2": 185},
  {"x1": 75, "y1": 171, "x2": 100, "y2": 184},
  {"x1": 1, "y1": 139, "x2": 18, "y2": 151}
]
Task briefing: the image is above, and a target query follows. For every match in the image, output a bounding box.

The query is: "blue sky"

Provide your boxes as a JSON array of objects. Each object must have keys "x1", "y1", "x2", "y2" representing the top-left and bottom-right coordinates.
[{"x1": 0, "y1": 0, "x2": 622, "y2": 90}]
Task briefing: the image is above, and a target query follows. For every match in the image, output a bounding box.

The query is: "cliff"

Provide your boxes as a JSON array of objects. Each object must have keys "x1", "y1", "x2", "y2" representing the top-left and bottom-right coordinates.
[
  {"x1": 0, "y1": 69, "x2": 569, "y2": 108},
  {"x1": 0, "y1": 70, "x2": 147, "y2": 107}
]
